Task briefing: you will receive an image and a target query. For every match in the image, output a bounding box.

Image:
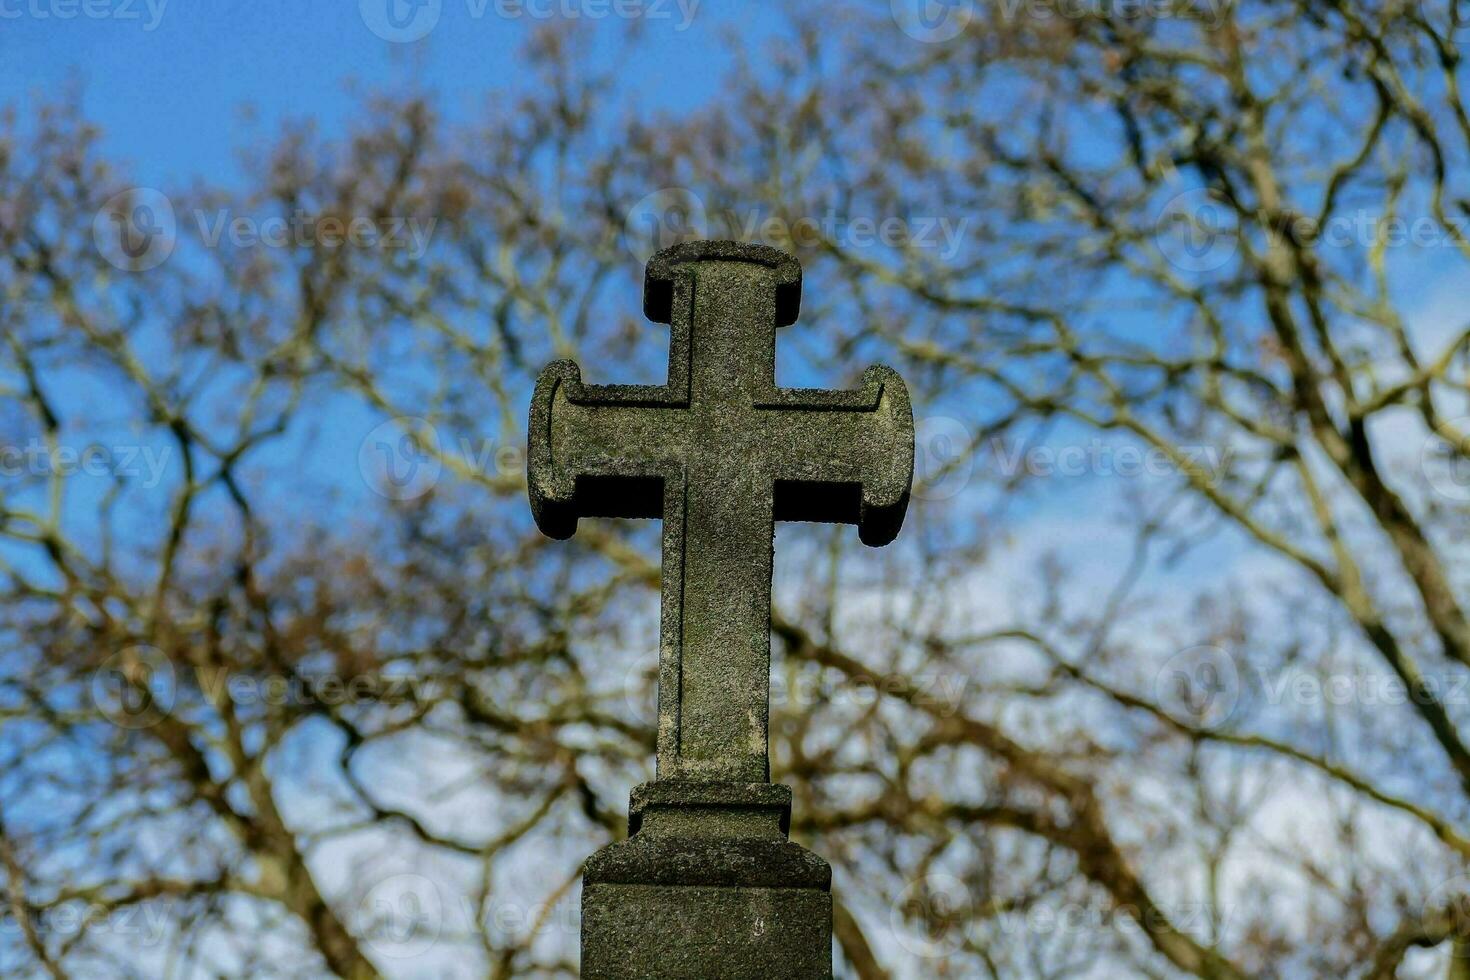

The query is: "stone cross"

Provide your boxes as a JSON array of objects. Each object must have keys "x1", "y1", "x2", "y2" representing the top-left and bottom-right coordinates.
[{"x1": 528, "y1": 240, "x2": 913, "y2": 784}]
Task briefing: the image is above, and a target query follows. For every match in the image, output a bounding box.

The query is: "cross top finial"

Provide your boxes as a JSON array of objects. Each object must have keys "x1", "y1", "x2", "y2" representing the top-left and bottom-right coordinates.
[
  {"x1": 642, "y1": 240, "x2": 803, "y2": 326},
  {"x1": 528, "y1": 241, "x2": 913, "y2": 782}
]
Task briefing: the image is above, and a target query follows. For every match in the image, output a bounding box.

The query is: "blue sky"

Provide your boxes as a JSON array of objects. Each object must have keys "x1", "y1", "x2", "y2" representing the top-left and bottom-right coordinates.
[{"x1": 1, "y1": 0, "x2": 785, "y2": 186}]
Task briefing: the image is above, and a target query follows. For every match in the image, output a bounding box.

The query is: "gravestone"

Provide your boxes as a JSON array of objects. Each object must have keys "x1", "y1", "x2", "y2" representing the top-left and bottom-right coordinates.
[{"x1": 527, "y1": 241, "x2": 914, "y2": 979}]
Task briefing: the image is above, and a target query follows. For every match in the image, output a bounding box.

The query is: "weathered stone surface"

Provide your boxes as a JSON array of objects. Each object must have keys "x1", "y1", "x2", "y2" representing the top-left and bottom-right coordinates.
[
  {"x1": 586, "y1": 782, "x2": 829, "y2": 890},
  {"x1": 582, "y1": 883, "x2": 831, "y2": 980},
  {"x1": 628, "y1": 780, "x2": 795, "y2": 835},
  {"x1": 528, "y1": 241, "x2": 914, "y2": 783},
  {"x1": 583, "y1": 781, "x2": 831, "y2": 978},
  {"x1": 526, "y1": 241, "x2": 914, "y2": 978}
]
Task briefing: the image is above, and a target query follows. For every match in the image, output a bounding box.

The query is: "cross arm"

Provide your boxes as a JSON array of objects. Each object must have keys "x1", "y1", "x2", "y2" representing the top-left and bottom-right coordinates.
[
  {"x1": 763, "y1": 364, "x2": 915, "y2": 546},
  {"x1": 527, "y1": 359, "x2": 687, "y2": 540}
]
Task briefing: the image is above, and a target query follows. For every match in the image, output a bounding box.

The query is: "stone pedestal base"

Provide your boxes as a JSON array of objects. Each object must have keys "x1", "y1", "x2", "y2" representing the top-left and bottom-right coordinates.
[
  {"x1": 581, "y1": 782, "x2": 832, "y2": 979},
  {"x1": 583, "y1": 883, "x2": 830, "y2": 979}
]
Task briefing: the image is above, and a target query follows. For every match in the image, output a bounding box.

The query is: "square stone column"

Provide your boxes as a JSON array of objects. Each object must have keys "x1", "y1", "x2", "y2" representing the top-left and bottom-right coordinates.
[
  {"x1": 581, "y1": 782, "x2": 832, "y2": 979},
  {"x1": 529, "y1": 243, "x2": 911, "y2": 978}
]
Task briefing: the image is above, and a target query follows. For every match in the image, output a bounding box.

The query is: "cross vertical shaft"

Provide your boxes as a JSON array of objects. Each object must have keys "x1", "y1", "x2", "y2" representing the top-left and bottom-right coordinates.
[
  {"x1": 658, "y1": 264, "x2": 780, "y2": 780},
  {"x1": 660, "y1": 473, "x2": 774, "y2": 781}
]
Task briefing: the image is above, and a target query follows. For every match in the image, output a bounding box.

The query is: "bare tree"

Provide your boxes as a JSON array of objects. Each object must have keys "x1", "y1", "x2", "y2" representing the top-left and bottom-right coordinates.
[{"x1": 3, "y1": 5, "x2": 1470, "y2": 977}]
